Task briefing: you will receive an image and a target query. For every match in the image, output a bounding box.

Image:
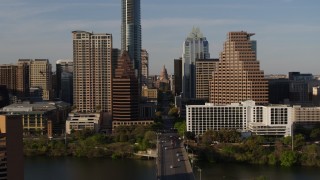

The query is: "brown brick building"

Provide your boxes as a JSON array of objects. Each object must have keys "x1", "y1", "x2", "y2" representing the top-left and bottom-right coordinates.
[{"x1": 210, "y1": 31, "x2": 268, "y2": 105}]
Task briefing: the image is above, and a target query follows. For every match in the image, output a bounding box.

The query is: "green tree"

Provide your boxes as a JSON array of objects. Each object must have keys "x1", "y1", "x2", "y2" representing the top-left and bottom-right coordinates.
[
  {"x1": 300, "y1": 144, "x2": 320, "y2": 166},
  {"x1": 294, "y1": 134, "x2": 305, "y2": 151},
  {"x1": 280, "y1": 151, "x2": 297, "y2": 167},
  {"x1": 168, "y1": 107, "x2": 179, "y2": 118},
  {"x1": 174, "y1": 121, "x2": 186, "y2": 136},
  {"x1": 268, "y1": 153, "x2": 277, "y2": 165},
  {"x1": 310, "y1": 128, "x2": 320, "y2": 141},
  {"x1": 185, "y1": 131, "x2": 195, "y2": 140},
  {"x1": 201, "y1": 130, "x2": 215, "y2": 146}
]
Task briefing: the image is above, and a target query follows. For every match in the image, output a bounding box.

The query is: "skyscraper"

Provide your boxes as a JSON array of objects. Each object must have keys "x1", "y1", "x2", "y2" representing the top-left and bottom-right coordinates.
[
  {"x1": 56, "y1": 59, "x2": 73, "y2": 104},
  {"x1": 182, "y1": 27, "x2": 210, "y2": 99},
  {"x1": 72, "y1": 31, "x2": 112, "y2": 113},
  {"x1": 112, "y1": 51, "x2": 139, "y2": 121},
  {"x1": 195, "y1": 59, "x2": 219, "y2": 101},
  {"x1": 174, "y1": 58, "x2": 182, "y2": 96},
  {"x1": 210, "y1": 31, "x2": 268, "y2": 105},
  {"x1": 141, "y1": 49, "x2": 149, "y2": 86},
  {"x1": 0, "y1": 64, "x2": 17, "y2": 95},
  {"x1": 30, "y1": 59, "x2": 52, "y2": 101},
  {"x1": 16, "y1": 59, "x2": 31, "y2": 99},
  {"x1": 121, "y1": 0, "x2": 141, "y2": 78}
]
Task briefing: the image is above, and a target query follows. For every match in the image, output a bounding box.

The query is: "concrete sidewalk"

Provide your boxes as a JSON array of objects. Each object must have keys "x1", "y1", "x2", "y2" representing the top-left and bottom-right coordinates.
[{"x1": 180, "y1": 142, "x2": 195, "y2": 180}]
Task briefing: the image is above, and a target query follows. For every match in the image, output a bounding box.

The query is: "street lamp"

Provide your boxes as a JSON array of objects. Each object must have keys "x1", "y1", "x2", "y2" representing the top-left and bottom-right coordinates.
[
  {"x1": 291, "y1": 122, "x2": 294, "y2": 151},
  {"x1": 198, "y1": 168, "x2": 202, "y2": 180},
  {"x1": 186, "y1": 146, "x2": 194, "y2": 168},
  {"x1": 195, "y1": 166, "x2": 202, "y2": 180}
]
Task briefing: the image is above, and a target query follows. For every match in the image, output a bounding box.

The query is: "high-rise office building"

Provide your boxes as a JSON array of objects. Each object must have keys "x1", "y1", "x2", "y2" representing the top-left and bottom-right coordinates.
[
  {"x1": 17, "y1": 59, "x2": 31, "y2": 99},
  {"x1": 141, "y1": 49, "x2": 149, "y2": 86},
  {"x1": 210, "y1": 31, "x2": 268, "y2": 105},
  {"x1": 56, "y1": 59, "x2": 73, "y2": 104},
  {"x1": 182, "y1": 27, "x2": 210, "y2": 99},
  {"x1": 30, "y1": 59, "x2": 52, "y2": 101},
  {"x1": 121, "y1": 0, "x2": 141, "y2": 78},
  {"x1": 112, "y1": 48, "x2": 121, "y2": 77},
  {"x1": 0, "y1": 64, "x2": 17, "y2": 95},
  {"x1": 174, "y1": 58, "x2": 182, "y2": 96},
  {"x1": 0, "y1": 85, "x2": 9, "y2": 108},
  {"x1": 0, "y1": 115, "x2": 23, "y2": 180},
  {"x1": 72, "y1": 31, "x2": 112, "y2": 113},
  {"x1": 112, "y1": 51, "x2": 139, "y2": 121},
  {"x1": 195, "y1": 59, "x2": 219, "y2": 101}
]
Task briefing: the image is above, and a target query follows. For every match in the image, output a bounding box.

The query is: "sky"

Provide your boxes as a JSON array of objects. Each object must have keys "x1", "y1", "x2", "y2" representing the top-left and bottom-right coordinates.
[{"x1": 0, "y1": 0, "x2": 320, "y2": 75}]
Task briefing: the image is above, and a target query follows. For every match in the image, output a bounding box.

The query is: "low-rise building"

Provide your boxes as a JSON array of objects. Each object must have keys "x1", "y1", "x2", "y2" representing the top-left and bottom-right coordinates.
[
  {"x1": 1, "y1": 101, "x2": 70, "y2": 135},
  {"x1": 112, "y1": 120, "x2": 154, "y2": 131},
  {"x1": 186, "y1": 101, "x2": 292, "y2": 137},
  {"x1": 66, "y1": 113, "x2": 101, "y2": 134}
]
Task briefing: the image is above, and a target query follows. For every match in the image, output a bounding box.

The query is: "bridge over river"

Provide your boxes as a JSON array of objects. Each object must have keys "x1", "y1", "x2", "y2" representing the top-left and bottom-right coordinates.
[{"x1": 156, "y1": 133, "x2": 195, "y2": 180}]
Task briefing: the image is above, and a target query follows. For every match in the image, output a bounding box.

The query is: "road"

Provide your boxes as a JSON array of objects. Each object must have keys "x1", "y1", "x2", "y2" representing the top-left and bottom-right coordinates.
[
  {"x1": 157, "y1": 133, "x2": 194, "y2": 180},
  {"x1": 156, "y1": 92, "x2": 194, "y2": 180}
]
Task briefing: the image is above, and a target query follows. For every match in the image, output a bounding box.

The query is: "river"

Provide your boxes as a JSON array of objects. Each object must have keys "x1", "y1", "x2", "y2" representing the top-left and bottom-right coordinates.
[{"x1": 25, "y1": 157, "x2": 320, "y2": 180}]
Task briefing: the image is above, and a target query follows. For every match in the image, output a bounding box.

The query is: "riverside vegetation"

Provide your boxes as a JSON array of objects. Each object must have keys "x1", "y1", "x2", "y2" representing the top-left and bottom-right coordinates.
[
  {"x1": 23, "y1": 124, "x2": 161, "y2": 159},
  {"x1": 181, "y1": 126, "x2": 320, "y2": 167}
]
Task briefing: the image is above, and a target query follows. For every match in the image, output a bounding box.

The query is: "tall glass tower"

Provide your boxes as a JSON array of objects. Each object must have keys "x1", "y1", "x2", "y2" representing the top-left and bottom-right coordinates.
[
  {"x1": 121, "y1": 0, "x2": 141, "y2": 78},
  {"x1": 182, "y1": 27, "x2": 210, "y2": 99}
]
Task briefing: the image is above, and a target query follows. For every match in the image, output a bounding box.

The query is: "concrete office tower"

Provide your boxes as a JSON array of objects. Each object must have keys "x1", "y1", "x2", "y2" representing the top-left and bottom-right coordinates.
[
  {"x1": 182, "y1": 27, "x2": 210, "y2": 99},
  {"x1": 0, "y1": 115, "x2": 23, "y2": 180},
  {"x1": 0, "y1": 64, "x2": 17, "y2": 95},
  {"x1": 174, "y1": 58, "x2": 182, "y2": 96},
  {"x1": 141, "y1": 49, "x2": 149, "y2": 86},
  {"x1": 121, "y1": 0, "x2": 141, "y2": 79},
  {"x1": 210, "y1": 31, "x2": 268, "y2": 105},
  {"x1": 30, "y1": 59, "x2": 52, "y2": 101},
  {"x1": 112, "y1": 52, "x2": 139, "y2": 121},
  {"x1": 72, "y1": 31, "x2": 112, "y2": 113},
  {"x1": 17, "y1": 59, "x2": 31, "y2": 99},
  {"x1": 195, "y1": 59, "x2": 219, "y2": 101},
  {"x1": 56, "y1": 59, "x2": 73, "y2": 104}
]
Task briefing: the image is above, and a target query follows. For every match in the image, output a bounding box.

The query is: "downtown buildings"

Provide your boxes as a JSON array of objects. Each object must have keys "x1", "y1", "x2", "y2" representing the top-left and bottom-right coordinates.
[
  {"x1": 182, "y1": 27, "x2": 210, "y2": 99},
  {"x1": 186, "y1": 100, "x2": 320, "y2": 137},
  {"x1": 56, "y1": 59, "x2": 73, "y2": 104},
  {"x1": 72, "y1": 31, "x2": 113, "y2": 113},
  {"x1": 0, "y1": 59, "x2": 53, "y2": 102},
  {"x1": 210, "y1": 31, "x2": 268, "y2": 105},
  {"x1": 0, "y1": 115, "x2": 23, "y2": 180},
  {"x1": 121, "y1": 0, "x2": 142, "y2": 83}
]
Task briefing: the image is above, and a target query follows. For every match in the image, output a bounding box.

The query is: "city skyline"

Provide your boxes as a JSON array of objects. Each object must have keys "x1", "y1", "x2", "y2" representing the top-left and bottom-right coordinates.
[{"x1": 0, "y1": 0, "x2": 320, "y2": 74}]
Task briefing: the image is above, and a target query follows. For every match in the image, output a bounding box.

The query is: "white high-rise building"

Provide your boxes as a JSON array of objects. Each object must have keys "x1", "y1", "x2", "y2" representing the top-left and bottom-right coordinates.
[{"x1": 182, "y1": 27, "x2": 210, "y2": 99}]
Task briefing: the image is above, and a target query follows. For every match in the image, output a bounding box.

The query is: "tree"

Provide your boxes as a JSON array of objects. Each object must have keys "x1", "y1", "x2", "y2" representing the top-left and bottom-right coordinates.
[
  {"x1": 201, "y1": 130, "x2": 215, "y2": 146},
  {"x1": 310, "y1": 128, "x2": 320, "y2": 141},
  {"x1": 185, "y1": 131, "x2": 195, "y2": 140},
  {"x1": 300, "y1": 144, "x2": 320, "y2": 166},
  {"x1": 174, "y1": 121, "x2": 186, "y2": 136},
  {"x1": 280, "y1": 151, "x2": 297, "y2": 167},
  {"x1": 168, "y1": 107, "x2": 179, "y2": 118},
  {"x1": 155, "y1": 111, "x2": 162, "y2": 121},
  {"x1": 294, "y1": 134, "x2": 305, "y2": 151}
]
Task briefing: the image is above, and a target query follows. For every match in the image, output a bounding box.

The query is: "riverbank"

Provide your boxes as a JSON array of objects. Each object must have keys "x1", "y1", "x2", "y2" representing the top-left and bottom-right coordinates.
[
  {"x1": 23, "y1": 126, "x2": 158, "y2": 159},
  {"x1": 186, "y1": 135, "x2": 320, "y2": 168}
]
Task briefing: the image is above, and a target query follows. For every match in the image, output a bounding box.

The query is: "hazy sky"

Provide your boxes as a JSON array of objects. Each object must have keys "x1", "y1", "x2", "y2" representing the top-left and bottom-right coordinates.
[{"x1": 1, "y1": 0, "x2": 320, "y2": 75}]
